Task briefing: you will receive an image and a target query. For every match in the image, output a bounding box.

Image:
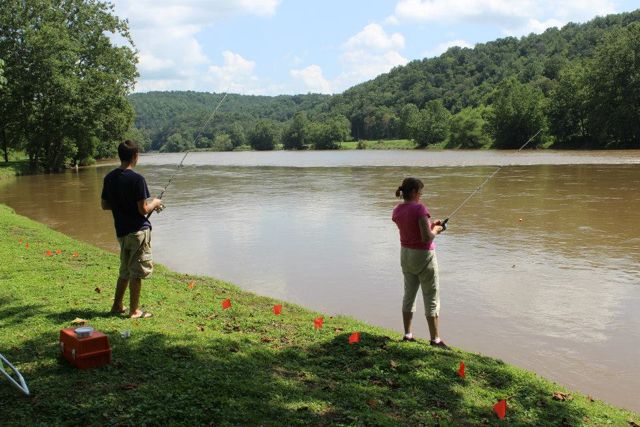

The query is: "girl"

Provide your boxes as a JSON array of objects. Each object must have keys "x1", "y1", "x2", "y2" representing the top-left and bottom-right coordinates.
[{"x1": 392, "y1": 177, "x2": 447, "y2": 348}]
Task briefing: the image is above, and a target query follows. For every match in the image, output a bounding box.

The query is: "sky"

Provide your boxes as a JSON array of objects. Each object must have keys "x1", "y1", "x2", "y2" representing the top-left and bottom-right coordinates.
[{"x1": 110, "y1": 0, "x2": 640, "y2": 95}]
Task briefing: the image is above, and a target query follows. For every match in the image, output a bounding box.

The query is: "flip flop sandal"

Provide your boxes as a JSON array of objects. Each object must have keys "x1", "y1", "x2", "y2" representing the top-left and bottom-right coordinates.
[{"x1": 130, "y1": 311, "x2": 153, "y2": 319}]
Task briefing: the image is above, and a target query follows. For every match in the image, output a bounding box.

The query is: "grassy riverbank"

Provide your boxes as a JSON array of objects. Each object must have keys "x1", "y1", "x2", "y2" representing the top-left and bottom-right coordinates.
[
  {"x1": 0, "y1": 160, "x2": 30, "y2": 180},
  {"x1": 340, "y1": 139, "x2": 417, "y2": 150},
  {"x1": 0, "y1": 204, "x2": 638, "y2": 426}
]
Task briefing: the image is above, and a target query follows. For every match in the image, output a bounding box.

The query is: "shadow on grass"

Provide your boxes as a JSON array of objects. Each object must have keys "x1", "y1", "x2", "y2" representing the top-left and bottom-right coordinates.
[
  {"x1": 45, "y1": 309, "x2": 125, "y2": 324},
  {"x1": 0, "y1": 302, "x2": 46, "y2": 327},
  {"x1": 0, "y1": 323, "x2": 590, "y2": 426}
]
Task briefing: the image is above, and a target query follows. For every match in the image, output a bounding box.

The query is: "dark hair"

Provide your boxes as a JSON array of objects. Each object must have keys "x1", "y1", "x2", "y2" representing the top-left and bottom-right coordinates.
[
  {"x1": 395, "y1": 177, "x2": 424, "y2": 201},
  {"x1": 118, "y1": 140, "x2": 139, "y2": 162}
]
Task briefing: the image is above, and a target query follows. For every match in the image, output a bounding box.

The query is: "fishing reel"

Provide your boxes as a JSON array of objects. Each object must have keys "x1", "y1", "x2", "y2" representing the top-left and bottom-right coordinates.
[{"x1": 440, "y1": 218, "x2": 449, "y2": 231}]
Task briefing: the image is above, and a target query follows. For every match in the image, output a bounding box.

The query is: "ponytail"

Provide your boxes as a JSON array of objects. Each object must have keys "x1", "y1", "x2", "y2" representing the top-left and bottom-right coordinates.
[{"x1": 396, "y1": 177, "x2": 424, "y2": 201}]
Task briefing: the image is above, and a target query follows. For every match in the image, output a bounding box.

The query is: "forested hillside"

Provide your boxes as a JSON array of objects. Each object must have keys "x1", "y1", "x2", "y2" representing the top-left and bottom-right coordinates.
[
  {"x1": 128, "y1": 92, "x2": 331, "y2": 151},
  {"x1": 130, "y1": 9, "x2": 640, "y2": 152}
]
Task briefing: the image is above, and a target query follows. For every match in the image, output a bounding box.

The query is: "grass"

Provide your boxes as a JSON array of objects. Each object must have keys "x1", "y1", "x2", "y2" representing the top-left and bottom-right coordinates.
[
  {"x1": 340, "y1": 139, "x2": 416, "y2": 150},
  {"x1": 0, "y1": 203, "x2": 638, "y2": 426},
  {"x1": 0, "y1": 160, "x2": 30, "y2": 180}
]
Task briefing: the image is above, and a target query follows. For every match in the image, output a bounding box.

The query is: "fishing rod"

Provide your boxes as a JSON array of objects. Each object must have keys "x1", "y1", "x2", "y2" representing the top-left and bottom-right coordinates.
[
  {"x1": 440, "y1": 128, "x2": 543, "y2": 231},
  {"x1": 146, "y1": 92, "x2": 228, "y2": 219}
]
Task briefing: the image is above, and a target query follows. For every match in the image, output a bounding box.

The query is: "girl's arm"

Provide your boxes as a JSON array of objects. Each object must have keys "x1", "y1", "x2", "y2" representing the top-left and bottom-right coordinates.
[{"x1": 419, "y1": 216, "x2": 443, "y2": 244}]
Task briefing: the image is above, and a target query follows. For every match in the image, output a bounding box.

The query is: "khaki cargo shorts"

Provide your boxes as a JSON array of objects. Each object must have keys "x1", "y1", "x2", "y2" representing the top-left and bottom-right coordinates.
[
  {"x1": 400, "y1": 248, "x2": 440, "y2": 317},
  {"x1": 117, "y1": 228, "x2": 153, "y2": 280}
]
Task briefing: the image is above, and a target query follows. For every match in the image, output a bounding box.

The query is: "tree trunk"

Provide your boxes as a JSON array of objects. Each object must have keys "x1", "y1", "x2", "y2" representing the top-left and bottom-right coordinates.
[{"x1": 1, "y1": 128, "x2": 7, "y2": 163}]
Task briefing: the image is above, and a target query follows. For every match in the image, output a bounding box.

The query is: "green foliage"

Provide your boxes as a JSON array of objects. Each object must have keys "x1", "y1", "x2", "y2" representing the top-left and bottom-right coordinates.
[
  {"x1": 228, "y1": 122, "x2": 247, "y2": 148},
  {"x1": 585, "y1": 22, "x2": 640, "y2": 148},
  {"x1": 0, "y1": 0, "x2": 138, "y2": 171},
  {"x1": 449, "y1": 107, "x2": 491, "y2": 148},
  {"x1": 408, "y1": 100, "x2": 451, "y2": 148},
  {"x1": 309, "y1": 116, "x2": 350, "y2": 150},
  {"x1": 160, "y1": 133, "x2": 194, "y2": 153},
  {"x1": 249, "y1": 120, "x2": 278, "y2": 151},
  {"x1": 399, "y1": 104, "x2": 419, "y2": 139},
  {"x1": 548, "y1": 62, "x2": 590, "y2": 147},
  {"x1": 282, "y1": 112, "x2": 309, "y2": 150},
  {"x1": 212, "y1": 133, "x2": 233, "y2": 151},
  {"x1": 488, "y1": 78, "x2": 545, "y2": 149},
  {"x1": 123, "y1": 125, "x2": 152, "y2": 152},
  {"x1": 0, "y1": 58, "x2": 6, "y2": 87},
  {"x1": 129, "y1": 92, "x2": 330, "y2": 151}
]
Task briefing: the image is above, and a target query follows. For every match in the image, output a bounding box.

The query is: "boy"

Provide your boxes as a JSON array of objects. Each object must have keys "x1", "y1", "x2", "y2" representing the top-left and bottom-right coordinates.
[{"x1": 101, "y1": 140, "x2": 163, "y2": 318}]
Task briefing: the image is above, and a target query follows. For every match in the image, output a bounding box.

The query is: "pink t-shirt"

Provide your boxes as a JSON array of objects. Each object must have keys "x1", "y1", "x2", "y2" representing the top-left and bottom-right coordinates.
[{"x1": 392, "y1": 202, "x2": 435, "y2": 250}]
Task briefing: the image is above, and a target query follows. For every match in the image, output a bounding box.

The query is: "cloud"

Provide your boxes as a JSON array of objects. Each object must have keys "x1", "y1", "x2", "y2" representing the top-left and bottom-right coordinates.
[
  {"x1": 289, "y1": 23, "x2": 408, "y2": 94},
  {"x1": 336, "y1": 24, "x2": 408, "y2": 90},
  {"x1": 505, "y1": 18, "x2": 566, "y2": 37},
  {"x1": 338, "y1": 50, "x2": 407, "y2": 85},
  {"x1": 392, "y1": 0, "x2": 529, "y2": 24},
  {"x1": 389, "y1": 0, "x2": 616, "y2": 33},
  {"x1": 110, "y1": 0, "x2": 281, "y2": 93},
  {"x1": 206, "y1": 51, "x2": 259, "y2": 93},
  {"x1": 423, "y1": 39, "x2": 473, "y2": 58},
  {"x1": 343, "y1": 23, "x2": 405, "y2": 51},
  {"x1": 290, "y1": 65, "x2": 332, "y2": 93}
]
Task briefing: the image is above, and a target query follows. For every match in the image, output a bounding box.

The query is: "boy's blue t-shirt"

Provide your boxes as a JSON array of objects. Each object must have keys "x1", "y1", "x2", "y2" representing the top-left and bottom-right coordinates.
[{"x1": 101, "y1": 168, "x2": 152, "y2": 238}]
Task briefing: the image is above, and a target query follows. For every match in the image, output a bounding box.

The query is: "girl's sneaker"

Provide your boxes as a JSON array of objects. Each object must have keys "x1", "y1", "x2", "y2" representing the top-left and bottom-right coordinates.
[{"x1": 430, "y1": 339, "x2": 449, "y2": 350}]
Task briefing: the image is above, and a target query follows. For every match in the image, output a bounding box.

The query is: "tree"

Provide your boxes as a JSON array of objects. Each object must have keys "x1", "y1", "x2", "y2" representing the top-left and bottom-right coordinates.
[
  {"x1": 309, "y1": 115, "x2": 350, "y2": 150},
  {"x1": 249, "y1": 120, "x2": 277, "y2": 151},
  {"x1": 212, "y1": 133, "x2": 233, "y2": 151},
  {"x1": 408, "y1": 100, "x2": 451, "y2": 147},
  {"x1": 585, "y1": 22, "x2": 640, "y2": 148},
  {"x1": 0, "y1": 0, "x2": 138, "y2": 171},
  {"x1": 228, "y1": 122, "x2": 247, "y2": 148},
  {"x1": 0, "y1": 58, "x2": 5, "y2": 87},
  {"x1": 449, "y1": 107, "x2": 490, "y2": 148},
  {"x1": 399, "y1": 103, "x2": 419, "y2": 139},
  {"x1": 548, "y1": 62, "x2": 590, "y2": 147},
  {"x1": 160, "y1": 134, "x2": 193, "y2": 153},
  {"x1": 488, "y1": 78, "x2": 545, "y2": 149},
  {"x1": 282, "y1": 112, "x2": 309, "y2": 150}
]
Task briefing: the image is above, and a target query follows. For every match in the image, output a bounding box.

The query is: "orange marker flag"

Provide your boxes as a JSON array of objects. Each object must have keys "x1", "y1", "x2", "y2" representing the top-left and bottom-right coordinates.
[
  {"x1": 273, "y1": 304, "x2": 282, "y2": 315},
  {"x1": 314, "y1": 317, "x2": 324, "y2": 329},
  {"x1": 55, "y1": 249, "x2": 62, "y2": 255},
  {"x1": 187, "y1": 280, "x2": 196, "y2": 290},
  {"x1": 46, "y1": 250, "x2": 53, "y2": 257},
  {"x1": 72, "y1": 251, "x2": 79, "y2": 257},
  {"x1": 493, "y1": 399, "x2": 507, "y2": 420},
  {"x1": 25, "y1": 242, "x2": 29, "y2": 249},
  {"x1": 458, "y1": 361, "x2": 465, "y2": 378},
  {"x1": 222, "y1": 298, "x2": 231, "y2": 310},
  {"x1": 349, "y1": 332, "x2": 361, "y2": 344}
]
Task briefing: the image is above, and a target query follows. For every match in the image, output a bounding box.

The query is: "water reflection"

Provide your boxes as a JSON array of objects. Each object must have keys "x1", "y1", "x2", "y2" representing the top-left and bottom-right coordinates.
[{"x1": 1, "y1": 151, "x2": 639, "y2": 411}]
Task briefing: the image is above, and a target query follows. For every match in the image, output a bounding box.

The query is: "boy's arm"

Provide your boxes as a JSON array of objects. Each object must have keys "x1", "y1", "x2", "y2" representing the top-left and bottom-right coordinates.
[{"x1": 137, "y1": 198, "x2": 163, "y2": 216}]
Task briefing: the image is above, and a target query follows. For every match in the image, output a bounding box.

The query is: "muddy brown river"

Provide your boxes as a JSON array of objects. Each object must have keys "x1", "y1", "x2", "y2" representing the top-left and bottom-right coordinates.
[{"x1": 1, "y1": 150, "x2": 639, "y2": 412}]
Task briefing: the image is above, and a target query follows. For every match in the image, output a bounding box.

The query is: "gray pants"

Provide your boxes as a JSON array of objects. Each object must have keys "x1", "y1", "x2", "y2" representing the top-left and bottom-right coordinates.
[{"x1": 401, "y1": 248, "x2": 440, "y2": 317}]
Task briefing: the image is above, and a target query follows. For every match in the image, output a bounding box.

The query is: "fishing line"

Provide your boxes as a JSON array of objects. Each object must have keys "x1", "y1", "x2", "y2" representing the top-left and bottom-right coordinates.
[
  {"x1": 441, "y1": 128, "x2": 542, "y2": 230},
  {"x1": 147, "y1": 92, "x2": 228, "y2": 219}
]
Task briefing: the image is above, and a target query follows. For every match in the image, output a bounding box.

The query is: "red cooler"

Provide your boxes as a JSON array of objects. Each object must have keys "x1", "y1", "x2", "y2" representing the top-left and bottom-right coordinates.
[{"x1": 59, "y1": 328, "x2": 111, "y2": 369}]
